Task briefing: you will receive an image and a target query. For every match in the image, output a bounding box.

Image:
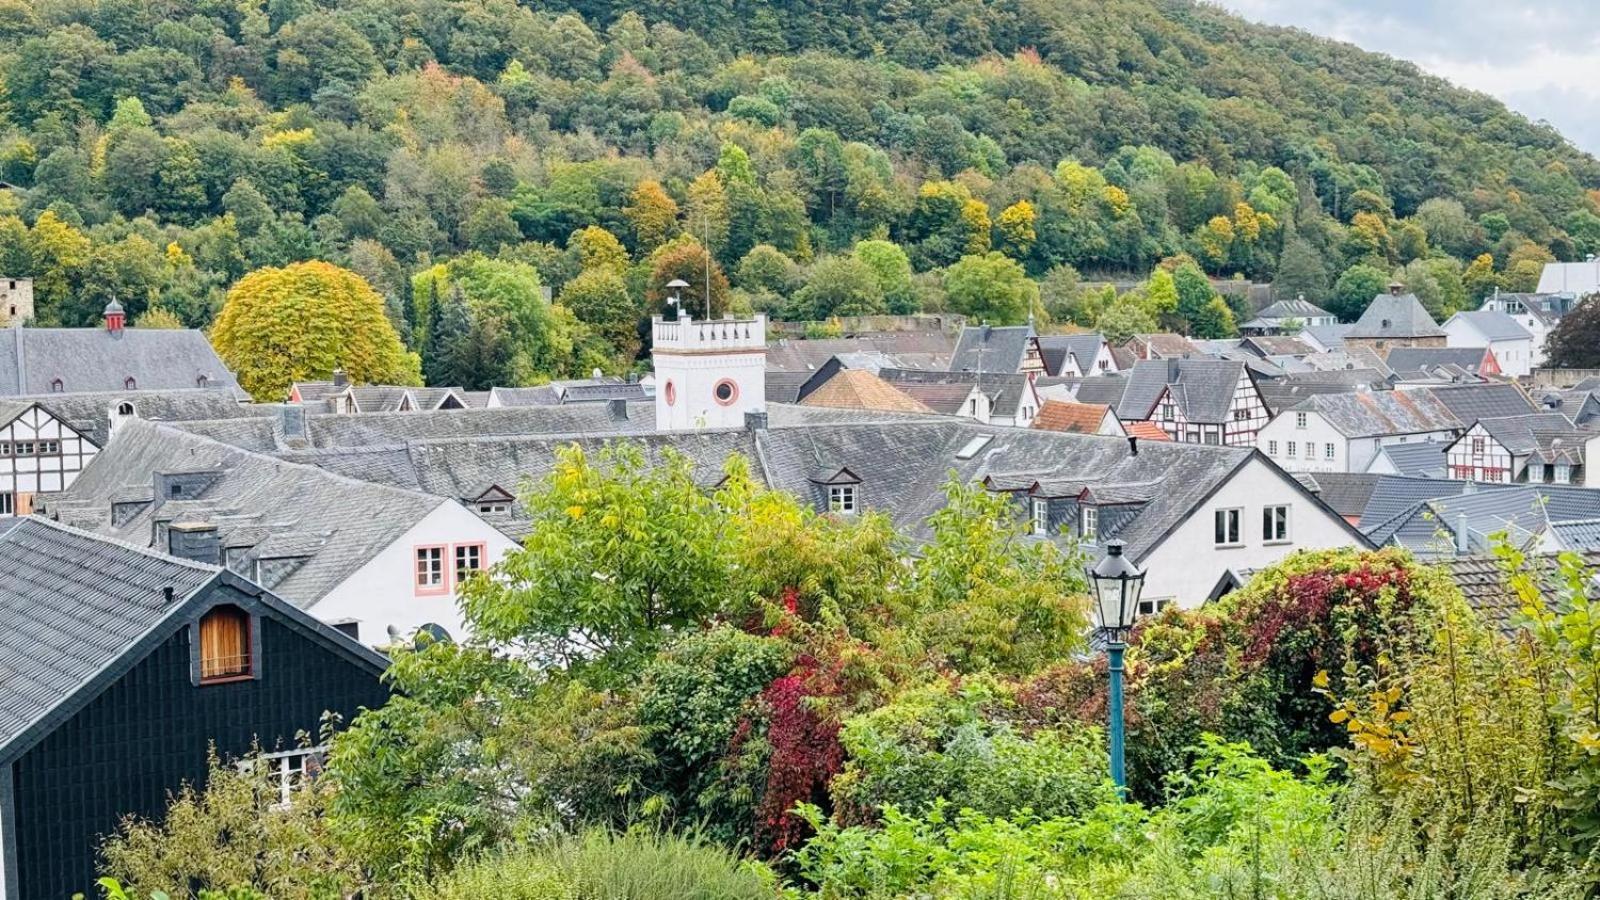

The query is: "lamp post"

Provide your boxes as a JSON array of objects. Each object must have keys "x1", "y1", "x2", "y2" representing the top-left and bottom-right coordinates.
[
  {"x1": 666, "y1": 278, "x2": 690, "y2": 320},
  {"x1": 1086, "y1": 539, "x2": 1145, "y2": 795}
]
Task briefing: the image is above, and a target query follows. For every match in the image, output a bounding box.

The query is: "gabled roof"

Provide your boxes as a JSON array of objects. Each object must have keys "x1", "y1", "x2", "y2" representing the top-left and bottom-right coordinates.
[
  {"x1": 1292, "y1": 389, "x2": 1460, "y2": 438},
  {"x1": 1465, "y1": 413, "x2": 1581, "y2": 456},
  {"x1": 50, "y1": 419, "x2": 453, "y2": 607},
  {"x1": 8, "y1": 389, "x2": 267, "y2": 446},
  {"x1": 1031, "y1": 400, "x2": 1112, "y2": 434},
  {"x1": 1370, "y1": 441, "x2": 1448, "y2": 478},
  {"x1": 1299, "y1": 472, "x2": 1382, "y2": 519},
  {"x1": 0, "y1": 516, "x2": 385, "y2": 759},
  {"x1": 1444, "y1": 310, "x2": 1533, "y2": 343},
  {"x1": 1127, "y1": 333, "x2": 1198, "y2": 359},
  {"x1": 1429, "y1": 383, "x2": 1538, "y2": 422},
  {"x1": 879, "y1": 367, "x2": 1035, "y2": 418},
  {"x1": 1256, "y1": 380, "x2": 1364, "y2": 416},
  {"x1": 765, "y1": 332, "x2": 956, "y2": 374},
  {"x1": 1301, "y1": 323, "x2": 1354, "y2": 352},
  {"x1": 1124, "y1": 421, "x2": 1171, "y2": 441},
  {"x1": 1072, "y1": 376, "x2": 1130, "y2": 407},
  {"x1": 1346, "y1": 290, "x2": 1445, "y2": 339},
  {"x1": 1537, "y1": 260, "x2": 1600, "y2": 296},
  {"x1": 800, "y1": 369, "x2": 934, "y2": 414},
  {"x1": 0, "y1": 327, "x2": 245, "y2": 398},
  {"x1": 1254, "y1": 297, "x2": 1335, "y2": 321},
  {"x1": 488, "y1": 385, "x2": 562, "y2": 407},
  {"x1": 1385, "y1": 347, "x2": 1494, "y2": 377},
  {"x1": 1034, "y1": 334, "x2": 1107, "y2": 376},
  {"x1": 1445, "y1": 551, "x2": 1600, "y2": 637},
  {"x1": 1119, "y1": 359, "x2": 1248, "y2": 423},
  {"x1": 1239, "y1": 335, "x2": 1316, "y2": 358},
  {"x1": 1361, "y1": 479, "x2": 1600, "y2": 552},
  {"x1": 949, "y1": 325, "x2": 1033, "y2": 373}
]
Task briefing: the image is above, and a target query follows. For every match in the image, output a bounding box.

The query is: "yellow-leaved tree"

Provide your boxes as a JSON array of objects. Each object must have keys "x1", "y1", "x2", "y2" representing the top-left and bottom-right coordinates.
[{"x1": 212, "y1": 261, "x2": 421, "y2": 400}]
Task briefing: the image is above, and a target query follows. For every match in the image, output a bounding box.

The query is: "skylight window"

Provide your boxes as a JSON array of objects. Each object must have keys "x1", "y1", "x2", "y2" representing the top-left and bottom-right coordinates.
[{"x1": 955, "y1": 434, "x2": 996, "y2": 459}]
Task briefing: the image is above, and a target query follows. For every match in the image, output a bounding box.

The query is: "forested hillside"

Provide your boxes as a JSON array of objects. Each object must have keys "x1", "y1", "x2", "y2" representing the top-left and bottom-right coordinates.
[{"x1": 0, "y1": 0, "x2": 1595, "y2": 387}]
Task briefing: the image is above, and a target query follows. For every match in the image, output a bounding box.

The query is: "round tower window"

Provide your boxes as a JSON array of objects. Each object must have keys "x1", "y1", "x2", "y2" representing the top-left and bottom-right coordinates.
[
  {"x1": 664, "y1": 379, "x2": 677, "y2": 406},
  {"x1": 713, "y1": 379, "x2": 738, "y2": 406}
]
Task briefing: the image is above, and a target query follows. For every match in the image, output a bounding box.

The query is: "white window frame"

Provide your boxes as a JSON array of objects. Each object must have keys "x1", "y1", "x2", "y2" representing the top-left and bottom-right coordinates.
[
  {"x1": 828, "y1": 484, "x2": 857, "y2": 514},
  {"x1": 1555, "y1": 463, "x2": 1571, "y2": 484},
  {"x1": 1137, "y1": 597, "x2": 1173, "y2": 617},
  {"x1": 1286, "y1": 441, "x2": 1296, "y2": 459},
  {"x1": 1214, "y1": 508, "x2": 1242, "y2": 547},
  {"x1": 1267, "y1": 440, "x2": 1278, "y2": 456},
  {"x1": 1324, "y1": 443, "x2": 1335, "y2": 460},
  {"x1": 1263, "y1": 504, "x2": 1291, "y2": 544},
  {"x1": 1031, "y1": 497, "x2": 1049, "y2": 535},
  {"x1": 1295, "y1": 412, "x2": 1307, "y2": 429},
  {"x1": 1081, "y1": 506, "x2": 1098, "y2": 540},
  {"x1": 240, "y1": 746, "x2": 326, "y2": 809}
]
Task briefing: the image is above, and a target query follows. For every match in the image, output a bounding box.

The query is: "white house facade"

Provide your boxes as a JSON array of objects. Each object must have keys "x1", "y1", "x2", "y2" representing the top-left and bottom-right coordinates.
[
  {"x1": 1136, "y1": 455, "x2": 1367, "y2": 610},
  {"x1": 0, "y1": 402, "x2": 97, "y2": 516},
  {"x1": 653, "y1": 314, "x2": 768, "y2": 431},
  {"x1": 1256, "y1": 399, "x2": 1459, "y2": 474},
  {"x1": 1442, "y1": 311, "x2": 1534, "y2": 378}
]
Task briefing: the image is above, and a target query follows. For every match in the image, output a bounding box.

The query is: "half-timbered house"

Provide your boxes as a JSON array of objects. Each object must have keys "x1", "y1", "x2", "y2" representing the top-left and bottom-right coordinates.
[
  {"x1": 1114, "y1": 359, "x2": 1267, "y2": 446},
  {"x1": 0, "y1": 401, "x2": 97, "y2": 516}
]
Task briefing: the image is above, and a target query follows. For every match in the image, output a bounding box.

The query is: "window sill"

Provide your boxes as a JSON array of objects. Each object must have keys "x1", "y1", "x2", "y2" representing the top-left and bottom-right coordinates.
[
  {"x1": 200, "y1": 673, "x2": 254, "y2": 686},
  {"x1": 1264, "y1": 539, "x2": 1293, "y2": 547},
  {"x1": 1214, "y1": 543, "x2": 1245, "y2": 550}
]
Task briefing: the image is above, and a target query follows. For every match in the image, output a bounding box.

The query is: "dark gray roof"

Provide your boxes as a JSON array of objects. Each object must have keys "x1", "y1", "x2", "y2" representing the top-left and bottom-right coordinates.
[
  {"x1": 488, "y1": 386, "x2": 561, "y2": 407},
  {"x1": 1371, "y1": 441, "x2": 1449, "y2": 478},
  {"x1": 1295, "y1": 389, "x2": 1461, "y2": 437},
  {"x1": 1429, "y1": 383, "x2": 1539, "y2": 422},
  {"x1": 1300, "y1": 472, "x2": 1381, "y2": 520},
  {"x1": 949, "y1": 325, "x2": 1033, "y2": 373},
  {"x1": 1445, "y1": 310, "x2": 1533, "y2": 343},
  {"x1": 1254, "y1": 298, "x2": 1334, "y2": 321},
  {"x1": 1239, "y1": 336, "x2": 1316, "y2": 358},
  {"x1": 1302, "y1": 324, "x2": 1353, "y2": 351},
  {"x1": 1118, "y1": 359, "x2": 1248, "y2": 422},
  {"x1": 0, "y1": 516, "x2": 388, "y2": 759},
  {"x1": 1034, "y1": 334, "x2": 1107, "y2": 376},
  {"x1": 0, "y1": 327, "x2": 245, "y2": 398},
  {"x1": 11, "y1": 389, "x2": 266, "y2": 446},
  {"x1": 1362, "y1": 479, "x2": 1600, "y2": 554},
  {"x1": 0, "y1": 516, "x2": 214, "y2": 748},
  {"x1": 1533, "y1": 389, "x2": 1600, "y2": 424},
  {"x1": 766, "y1": 371, "x2": 813, "y2": 404},
  {"x1": 878, "y1": 368, "x2": 1035, "y2": 418},
  {"x1": 50, "y1": 419, "x2": 450, "y2": 607},
  {"x1": 766, "y1": 333, "x2": 955, "y2": 374},
  {"x1": 1256, "y1": 380, "x2": 1363, "y2": 416},
  {"x1": 1346, "y1": 292, "x2": 1445, "y2": 339},
  {"x1": 1470, "y1": 413, "x2": 1581, "y2": 456},
  {"x1": 1072, "y1": 376, "x2": 1130, "y2": 407},
  {"x1": 1385, "y1": 348, "x2": 1493, "y2": 377},
  {"x1": 1444, "y1": 551, "x2": 1600, "y2": 637}
]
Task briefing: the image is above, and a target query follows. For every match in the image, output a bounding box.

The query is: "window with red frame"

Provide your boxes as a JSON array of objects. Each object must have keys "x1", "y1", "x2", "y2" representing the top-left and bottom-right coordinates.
[{"x1": 415, "y1": 546, "x2": 445, "y2": 592}]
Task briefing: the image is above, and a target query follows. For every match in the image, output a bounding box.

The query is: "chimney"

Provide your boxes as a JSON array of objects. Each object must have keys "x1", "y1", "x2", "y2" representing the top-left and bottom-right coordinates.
[
  {"x1": 332, "y1": 368, "x2": 349, "y2": 389},
  {"x1": 745, "y1": 410, "x2": 768, "y2": 431},
  {"x1": 1454, "y1": 514, "x2": 1470, "y2": 555},
  {"x1": 1127, "y1": 435, "x2": 1139, "y2": 456},
  {"x1": 103, "y1": 298, "x2": 125, "y2": 335},
  {"x1": 607, "y1": 398, "x2": 628, "y2": 421},
  {"x1": 167, "y1": 521, "x2": 221, "y2": 565},
  {"x1": 279, "y1": 404, "x2": 306, "y2": 440},
  {"x1": 1388, "y1": 282, "x2": 1404, "y2": 296},
  {"x1": 592, "y1": 367, "x2": 604, "y2": 381}
]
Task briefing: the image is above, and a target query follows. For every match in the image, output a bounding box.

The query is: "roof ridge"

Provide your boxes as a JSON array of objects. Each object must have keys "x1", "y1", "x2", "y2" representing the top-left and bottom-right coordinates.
[{"x1": 9, "y1": 514, "x2": 221, "y2": 578}]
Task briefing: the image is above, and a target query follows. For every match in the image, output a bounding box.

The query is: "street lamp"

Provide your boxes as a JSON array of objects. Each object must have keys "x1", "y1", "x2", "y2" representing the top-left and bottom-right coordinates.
[
  {"x1": 1086, "y1": 539, "x2": 1145, "y2": 795},
  {"x1": 666, "y1": 278, "x2": 690, "y2": 320}
]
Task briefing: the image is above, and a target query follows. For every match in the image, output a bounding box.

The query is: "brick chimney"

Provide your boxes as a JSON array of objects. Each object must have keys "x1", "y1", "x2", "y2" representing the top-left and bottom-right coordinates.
[
  {"x1": 1388, "y1": 282, "x2": 1404, "y2": 296},
  {"x1": 332, "y1": 368, "x2": 349, "y2": 388},
  {"x1": 103, "y1": 298, "x2": 125, "y2": 335}
]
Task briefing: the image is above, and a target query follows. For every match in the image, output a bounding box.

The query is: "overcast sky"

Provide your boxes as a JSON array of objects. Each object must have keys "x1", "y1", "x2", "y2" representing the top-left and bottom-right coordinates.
[{"x1": 1215, "y1": 1, "x2": 1600, "y2": 155}]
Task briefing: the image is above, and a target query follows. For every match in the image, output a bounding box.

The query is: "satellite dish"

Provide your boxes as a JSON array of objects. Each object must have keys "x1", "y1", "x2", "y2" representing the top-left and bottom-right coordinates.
[{"x1": 413, "y1": 623, "x2": 453, "y2": 649}]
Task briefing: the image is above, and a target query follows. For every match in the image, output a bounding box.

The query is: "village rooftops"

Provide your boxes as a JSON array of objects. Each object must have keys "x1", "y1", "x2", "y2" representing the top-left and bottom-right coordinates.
[
  {"x1": 0, "y1": 324, "x2": 245, "y2": 399},
  {"x1": 799, "y1": 369, "x2": 934, "y2": 414},
  {"x1": 1289, "y1": 389, "x2": 1461, "y2": 438},
  {"x1": 1117, "y1": 358, "x2": 1249, "y2": 423}
]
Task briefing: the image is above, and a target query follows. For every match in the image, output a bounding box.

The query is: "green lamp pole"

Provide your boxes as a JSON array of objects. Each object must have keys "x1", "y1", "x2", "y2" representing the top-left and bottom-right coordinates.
[{"x1": 1087, "y1": 539, "x2": 1145, "y2": 796}]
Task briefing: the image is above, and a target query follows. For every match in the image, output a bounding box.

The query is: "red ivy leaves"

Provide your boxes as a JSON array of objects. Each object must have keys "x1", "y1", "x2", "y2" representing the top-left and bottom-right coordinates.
[
  {"x1": 754, "y1": 657, "x2": 845, "y2": 853},
  {"x1": 1240, "y1": 561, "x2": 1415, "y2": 671}
]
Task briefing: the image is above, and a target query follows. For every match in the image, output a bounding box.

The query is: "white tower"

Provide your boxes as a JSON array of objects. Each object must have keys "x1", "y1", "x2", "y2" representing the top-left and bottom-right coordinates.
[{"x1": 651, "y1": 313, "x2": 767, "y2": 431}]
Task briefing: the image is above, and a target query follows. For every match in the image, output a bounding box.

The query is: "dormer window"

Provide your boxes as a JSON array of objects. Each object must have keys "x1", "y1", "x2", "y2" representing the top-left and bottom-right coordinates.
[
  {"x1": 197, "y1": 374, "x2": 211, "y2": 388},
  {"x1": 198, "y1": 605, "x2": 253, "y2": 684},
  {"x1": 50, "y1": 378, "x2": 62, "y2": 393},
  {"x1": 1031, "y1": 497, "x2": 1049, "y2": 535},
  {"x1": 1081, "y1": 506, "x2": 1099, "y2": 539},
  {"x1": 124, "y1": 376, "x2": 137, "y2": 390},
  {"x1": 116, "y1": 401, "x2": 135, "y2": 416},
  {"x1": 828, "y1": 484, "x2": 857, "y2": 514}
]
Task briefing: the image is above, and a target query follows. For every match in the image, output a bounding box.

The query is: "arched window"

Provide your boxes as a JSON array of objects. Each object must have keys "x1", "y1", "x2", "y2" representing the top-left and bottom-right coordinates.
[
  {"x1": 198, "y1": 605, "x2": 252, "y2": 683},
  {"x1": 115, "y1": 401, "x2": 135, "y2": 417},
  {"x1": 124, "y1": 376, "x2": 137, "y2": 390},
  {"x1": 49, "y1": 378, "x2": 62, "y2": 393}
]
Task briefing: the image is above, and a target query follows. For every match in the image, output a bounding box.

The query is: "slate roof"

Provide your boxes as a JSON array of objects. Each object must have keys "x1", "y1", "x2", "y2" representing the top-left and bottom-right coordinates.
[
  {"x1": 0, "y1": 327, "x2": 245, "y2": 398},
  {"x1": 1429, "y1": 383, "x2": 1539, "y2": 422},
  {"x1": 487, "y1": 386, "x2": 561, "y2": 407},
  {"x1": 1385, "y1": 348, "x2": 1494, "y2": 377},
  {"x1": 10, "y1": 389, "x2": 266, "y2": 446},
  {"x1": 1118, "y1": 359, "x2": 1247, "y2": 423},
  {"x1": 1072, "y1": 376, "x2": 1130, "y2": 407},
  {"x1": 766, "y1": 371, "x2": 815, "y2": 404},
  {"x1": 1034, "y1": 334, "x2": 1107, "y2": 376},
  {"x1": 1254, "y1": 298, "x2": 1335, "y2": 321},
  {"x1": 1293, "y1": 389, "x2": 1461, "y2": 437},
  {"x1": 1256, "y1": 380, "x2": 1364, "y2": 416},
  {"x1": 1533, "y1": 390, "x2": 1600, "y2": 425},
  {"x1": 949, "y1": 325, "x2": 1033, "y2": 373},
  {"x1": 1443, "y1": 551, "x2": 1600, "y2": 637},
  {"x1": 1370, "y1": 441, "x2": 1449, "y2": 478},
  {"x1": 1300, "y1": 472, "x2": 1382, "y2": 520},
  {"x1": 765, "y1": 332, "x2": 955, "y2": 374},
  {"x1": 1361, "y1": 480, "x2": 1600, "y2": 555},
  {"x1": 800, "y1": 369, "x2": 933, "y2": 414},
  {"x1": 1301, "y1": 324, "x2": 1354, "y2": 352},
  {"x1": 1537, "y1": 260, "x2": 1600, "y2": 295},
  {"x1": 1032, "y1": 400, "x2": 1112, "y2": 434},
  {"x1": 886, "y1": 382, "x2": 976, "y2": 416},
  {"x1": 1346, "y1": 291, "x2": 1445, "y2": 339},
  {"x1": 878, "y1": 368, "x2": 1035, "y2": 418},
  {"x1": 1239, "y1": 336, "x2": 1317, "y2": 358},
  {"x1": 1444, "y1": 310, "x2": 1533, "y2": 343},
  {"x1": 1127, "y1": 333, "x2": 1200, "y2": 359},
  {"x1": 1470, "y1": 413, "x2": 1582, "y2": 456},
  {"x1": 0, "y1": 515, "x2": 388, "y2": 758},
  {"x1": 50, "y1": 419, "x2": 451, "y2": 608}
]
